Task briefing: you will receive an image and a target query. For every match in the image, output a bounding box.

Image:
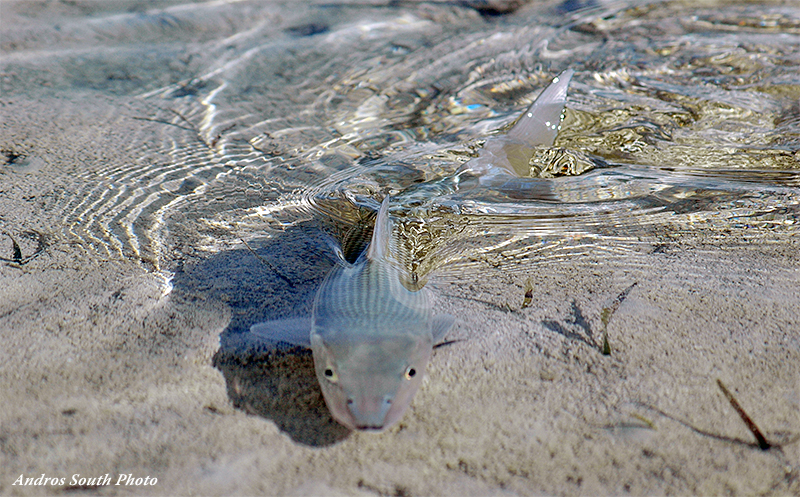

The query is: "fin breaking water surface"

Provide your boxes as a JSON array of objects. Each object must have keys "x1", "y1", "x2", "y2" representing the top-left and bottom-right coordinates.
[{"x1": 3, "y1": 0, "x2": 798, "y2": 282}]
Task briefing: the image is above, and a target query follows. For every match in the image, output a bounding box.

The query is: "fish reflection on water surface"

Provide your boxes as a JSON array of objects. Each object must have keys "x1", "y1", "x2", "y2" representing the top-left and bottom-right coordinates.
[{"x1": 251, "y1": 71, "x2": 574, "y2": 431}]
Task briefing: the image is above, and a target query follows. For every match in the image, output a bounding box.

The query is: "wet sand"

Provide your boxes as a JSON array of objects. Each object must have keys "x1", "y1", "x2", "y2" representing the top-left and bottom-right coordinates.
[{"x1": 2, "y1": 1, "x2": 799, "y2": 496}]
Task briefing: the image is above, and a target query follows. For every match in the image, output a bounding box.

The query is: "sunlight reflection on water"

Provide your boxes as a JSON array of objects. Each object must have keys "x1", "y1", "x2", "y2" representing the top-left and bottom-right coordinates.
[{"x1": 4, "y1": 0, "x2": 797, "y2": 280}]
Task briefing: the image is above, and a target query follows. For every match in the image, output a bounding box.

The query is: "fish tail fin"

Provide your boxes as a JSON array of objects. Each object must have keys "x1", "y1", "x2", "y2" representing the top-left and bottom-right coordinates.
[
  {"x1": 471, "y1": 69, "x2": 574, "y2": 178},
  {"x1": 507, "y1": 68, "x2": 574, "y2": 146}
]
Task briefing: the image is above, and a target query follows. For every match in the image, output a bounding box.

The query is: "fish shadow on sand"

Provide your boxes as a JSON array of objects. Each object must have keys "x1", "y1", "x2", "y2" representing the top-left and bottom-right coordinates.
[
  {"x1": 171, "y1": 224, "x2": 351, "y2": 446},
  {"x1": 541, "y1": 300, "x2": 599, "y2": 351}
]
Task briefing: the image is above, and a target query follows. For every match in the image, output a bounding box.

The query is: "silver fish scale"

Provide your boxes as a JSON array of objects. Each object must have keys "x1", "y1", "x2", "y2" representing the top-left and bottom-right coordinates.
[{"x1": 312, "y1": 257, "x2": 431, "y2": 342}]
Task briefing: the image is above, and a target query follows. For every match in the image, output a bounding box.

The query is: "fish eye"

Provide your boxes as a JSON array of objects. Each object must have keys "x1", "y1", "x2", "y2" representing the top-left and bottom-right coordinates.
[
  {"x1": 323, "y1": 367, "x2": 338, "y2": 383},
  {"x1": 404, "y1": 367, "x2": 416, "y2": 380}
]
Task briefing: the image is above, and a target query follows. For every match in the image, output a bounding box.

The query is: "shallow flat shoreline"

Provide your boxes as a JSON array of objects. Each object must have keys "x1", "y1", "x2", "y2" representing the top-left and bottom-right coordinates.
[
  {"x1": 2, "y1": 1, "x2": 799, "y2": 495},
  {"x1": 1, "y1": 217, "x2": 798, "y2": 495}
]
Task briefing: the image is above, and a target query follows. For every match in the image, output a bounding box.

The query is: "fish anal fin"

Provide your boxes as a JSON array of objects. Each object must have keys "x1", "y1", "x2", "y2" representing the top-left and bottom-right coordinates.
[
  {"x1": 431, "y1": 314, "x2": 456, "y2": 343},
  {"x1": 250, "y1": 317, "x2": 312, "y2": 348}
]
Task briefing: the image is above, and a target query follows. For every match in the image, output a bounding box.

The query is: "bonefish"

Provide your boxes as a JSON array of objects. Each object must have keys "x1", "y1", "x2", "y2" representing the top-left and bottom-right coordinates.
[
  {"x1": 251, "y1": 69, "x2": 574, "y2": 431},
  {"x1": 251, "y1": 196, "x2": 454, "y2": 431}
]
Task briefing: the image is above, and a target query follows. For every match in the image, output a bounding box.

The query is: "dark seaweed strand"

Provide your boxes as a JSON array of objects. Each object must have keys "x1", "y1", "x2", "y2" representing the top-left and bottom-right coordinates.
[
  {"x1": 600, "y1": 282, "x2": 638, "y2": 355},
  {"x1": 716, "y1": 379, "x2": 771, "y2": 450}
]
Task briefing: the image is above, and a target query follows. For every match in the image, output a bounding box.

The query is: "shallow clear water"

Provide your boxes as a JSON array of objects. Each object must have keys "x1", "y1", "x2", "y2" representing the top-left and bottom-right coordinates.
[{"x1": 2, "y1": 0, "x2": 799, "y2": 289}]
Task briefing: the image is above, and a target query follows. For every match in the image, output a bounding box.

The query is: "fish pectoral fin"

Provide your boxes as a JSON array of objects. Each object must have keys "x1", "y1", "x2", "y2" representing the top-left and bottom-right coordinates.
[
  {"x1": 431, "y1": 314, "x2": 456, "y2": 342},
  {"x1": 250, "y1": 317, "x2": 312, "y2": 348}
]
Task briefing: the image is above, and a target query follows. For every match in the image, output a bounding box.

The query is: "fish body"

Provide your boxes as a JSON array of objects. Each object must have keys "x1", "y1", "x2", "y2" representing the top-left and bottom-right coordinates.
[
  {"x1": 309, "y1": 197, "x2": 454, "y2": 431},
  {"x1": 251, "y1": 69, "x2": 574, "y2": 431},
  {"x1": 252, "y1": 197, "x2": 453, "y2": 431}
]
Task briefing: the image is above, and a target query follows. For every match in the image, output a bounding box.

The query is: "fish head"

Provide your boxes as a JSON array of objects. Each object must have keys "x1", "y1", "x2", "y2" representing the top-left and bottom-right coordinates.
[{"x1": 310, "y1": 330, "x2": 433, "y2": 432}]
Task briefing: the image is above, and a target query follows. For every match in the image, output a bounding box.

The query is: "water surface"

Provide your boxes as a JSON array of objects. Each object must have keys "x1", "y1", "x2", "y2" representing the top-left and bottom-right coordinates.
[{"x1": 6, "y1": 0, "x2": 798, "y2": 285}]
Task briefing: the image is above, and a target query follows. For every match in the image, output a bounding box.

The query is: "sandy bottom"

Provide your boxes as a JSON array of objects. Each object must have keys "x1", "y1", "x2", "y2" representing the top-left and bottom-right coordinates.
[{"x1": 1, "y1": 192, "x2": 798, "y2": 496}]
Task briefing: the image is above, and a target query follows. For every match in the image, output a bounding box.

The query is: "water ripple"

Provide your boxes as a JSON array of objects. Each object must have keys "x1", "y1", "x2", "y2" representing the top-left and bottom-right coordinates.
[{"x1": 10, "y1": 0, "x2": 796, "y2": 283}]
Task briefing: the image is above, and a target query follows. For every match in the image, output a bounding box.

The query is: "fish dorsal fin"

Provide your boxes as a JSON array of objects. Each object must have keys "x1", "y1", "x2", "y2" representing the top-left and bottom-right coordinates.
[
  {"x1": 507, "y1": 68, "x2": 574, "y2": 147},
  {"x1": 431, "y1": 314, "x2": 455, "y2": 342},
  {"x1": 366, "y1": 196, "x2": 391, "y2": 262},
  {"x1": 250, "y1": 317, "x2": 312, "y2": 348}
]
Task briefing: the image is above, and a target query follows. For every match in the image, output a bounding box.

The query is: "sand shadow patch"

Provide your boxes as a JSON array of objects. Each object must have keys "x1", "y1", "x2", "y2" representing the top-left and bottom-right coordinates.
[
  {"x1": 541, "y1": 299, "x2": 596, "y2": 349},
  {"x1": 212, "y1": 344, "x2": 349, "y2": 446},
  {"x1": 171, "y1": 224, "x2": 350, "y2": 446},
  {"x1": 542, "y1": 284, "x2": 637, "y2": 355}
]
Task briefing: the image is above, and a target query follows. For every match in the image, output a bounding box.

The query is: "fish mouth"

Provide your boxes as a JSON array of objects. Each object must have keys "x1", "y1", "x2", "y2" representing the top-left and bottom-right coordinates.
[{"x1": 354, "y1": 424, "x2": 385, "y2": 432}]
